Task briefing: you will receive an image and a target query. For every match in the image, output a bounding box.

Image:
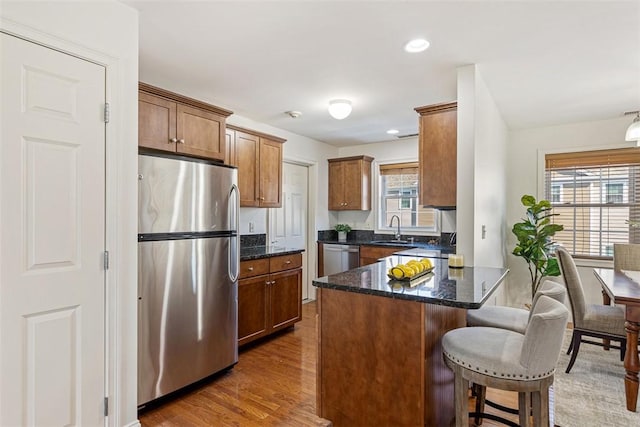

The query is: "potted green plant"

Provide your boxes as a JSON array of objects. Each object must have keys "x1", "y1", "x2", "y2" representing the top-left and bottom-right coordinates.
[
  {"x1": 335, "y1": 224, "x2": 352, "y2": 242},
  {"x1": 512, "y1": 195, "x2": 564, "y2": 300}
]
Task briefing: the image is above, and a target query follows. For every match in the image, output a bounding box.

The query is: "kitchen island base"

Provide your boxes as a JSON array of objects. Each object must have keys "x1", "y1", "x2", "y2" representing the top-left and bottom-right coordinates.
[{"x1": 316, "y1": 288, "x2": 466, "y2": 426}]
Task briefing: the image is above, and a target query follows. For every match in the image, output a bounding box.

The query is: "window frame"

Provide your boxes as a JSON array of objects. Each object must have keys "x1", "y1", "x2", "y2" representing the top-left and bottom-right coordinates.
[
  {"x1": 374, "y1": 160, "x2": 440, "y2": 236},
  {"x1": 539, "y1": 145, "x2": 640, "y2": 261}
]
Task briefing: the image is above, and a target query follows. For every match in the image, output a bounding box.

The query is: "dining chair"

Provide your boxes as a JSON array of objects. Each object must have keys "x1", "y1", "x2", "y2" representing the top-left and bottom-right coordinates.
[
  {"x1": 467, "y1": 280, "x2": 566, "y2": 334},
  {"x1": 555, "y1": 246, "x2": 627, "y2": 373},
  {"x1": 614, "y1": 243, "x2": 640, "y2": 270},
  {"x1": 443, "y1": 296, "x2": 569, "y2": 427}
]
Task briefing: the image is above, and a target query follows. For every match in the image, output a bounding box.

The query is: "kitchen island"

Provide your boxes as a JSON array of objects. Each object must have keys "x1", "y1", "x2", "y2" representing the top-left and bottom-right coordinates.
[{"x1": 312, "y1": 255, "x2": 508, "y2": 427}]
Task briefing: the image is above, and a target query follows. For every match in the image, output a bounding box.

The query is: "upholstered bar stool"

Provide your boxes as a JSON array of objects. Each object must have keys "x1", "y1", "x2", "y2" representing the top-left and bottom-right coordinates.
[
  {"x1": 467, "y1": 280, "x2": 566, "y2": 333},
  {"x1": 443, "y1": 296, "x2": 569, "y2": 427}
]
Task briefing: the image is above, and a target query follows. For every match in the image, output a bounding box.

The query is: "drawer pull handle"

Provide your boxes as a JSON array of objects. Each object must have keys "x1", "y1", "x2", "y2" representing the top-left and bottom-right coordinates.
[
  {"x1": 248, "y1": 267, "x2": 254, "y2": 271},
  {"x1": 285, "y1": 260, "x2": 291, "y2": 264}
]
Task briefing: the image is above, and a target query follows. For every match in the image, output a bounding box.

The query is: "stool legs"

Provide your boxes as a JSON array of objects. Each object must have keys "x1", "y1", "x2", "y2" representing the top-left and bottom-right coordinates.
[
  {"x1": 474, "y1": 384, "x2": 486, "y2": 425},
  {"x1": 453, "y1": 365, "x2": 469, "y2": 427},
  {"x1": 518, "y1": 392, "x2": 531, "y2": 427}
]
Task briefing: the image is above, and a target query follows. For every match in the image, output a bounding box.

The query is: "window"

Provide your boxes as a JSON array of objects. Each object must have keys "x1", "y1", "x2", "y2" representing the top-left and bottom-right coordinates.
[
  {"x1": 545, "y1": 148, "x2": 640, "y2": 258},
  {"x1": 378, "y1": 162, "x2": 438, "y2": 232}
]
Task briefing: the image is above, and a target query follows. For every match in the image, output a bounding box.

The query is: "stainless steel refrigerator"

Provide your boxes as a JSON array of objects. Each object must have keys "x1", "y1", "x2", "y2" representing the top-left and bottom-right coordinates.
[{"x1": 137, "y1": 154, "x2": 239, "y2": 406}]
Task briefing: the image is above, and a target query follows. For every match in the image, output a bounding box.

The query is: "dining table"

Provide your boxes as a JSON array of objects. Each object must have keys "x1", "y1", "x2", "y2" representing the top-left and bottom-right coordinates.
[{"x1": 593, "y1": 267, "x2": 640, "y2": 412}]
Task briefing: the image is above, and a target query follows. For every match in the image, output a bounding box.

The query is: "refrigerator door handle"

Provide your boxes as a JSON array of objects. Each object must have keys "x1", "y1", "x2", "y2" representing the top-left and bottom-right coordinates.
[{"x1": 229, "y1": 184, "x2": 240, "y2": 282}]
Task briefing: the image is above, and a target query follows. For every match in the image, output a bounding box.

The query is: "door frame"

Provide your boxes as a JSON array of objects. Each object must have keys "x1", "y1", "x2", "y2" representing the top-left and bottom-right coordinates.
[
  {"x1": 0, "y1": 18, "x2": 138, "y2": 427},
  {"x1": 269, "y1": 157, "x2": 318, "y2": 301}
]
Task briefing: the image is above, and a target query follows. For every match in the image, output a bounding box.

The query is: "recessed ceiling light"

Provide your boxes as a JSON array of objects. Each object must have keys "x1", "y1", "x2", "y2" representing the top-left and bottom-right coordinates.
[
  {"x1": 386, "y1": 129, "x2": 399, "y2": 135},
  {"x1": 404, "y1": 38, "x2": 430, "y2": 53}
]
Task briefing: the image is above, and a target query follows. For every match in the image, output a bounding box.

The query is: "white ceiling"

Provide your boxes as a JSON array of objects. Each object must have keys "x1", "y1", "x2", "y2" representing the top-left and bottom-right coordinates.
[{"x1": 126, "y1": 0, "x2": 640, "y2": 147}]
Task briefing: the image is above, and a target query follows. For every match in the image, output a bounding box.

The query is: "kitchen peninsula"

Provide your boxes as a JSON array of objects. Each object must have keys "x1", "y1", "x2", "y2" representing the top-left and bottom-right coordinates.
[{"x1": 313, "y1": 254, "x2": 508, "y2": 427}]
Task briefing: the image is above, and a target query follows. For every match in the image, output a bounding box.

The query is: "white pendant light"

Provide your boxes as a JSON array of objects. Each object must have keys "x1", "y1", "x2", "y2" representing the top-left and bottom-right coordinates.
[
  {"x1": 625, "y1": 111, "x2": 640, "y2": 143},
  {"x1": 328, "y1": 99, "x2": 352, "y2": 120}
]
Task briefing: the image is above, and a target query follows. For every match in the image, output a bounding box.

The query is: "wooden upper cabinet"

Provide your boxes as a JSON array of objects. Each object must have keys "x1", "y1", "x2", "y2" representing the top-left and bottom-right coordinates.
[
  {"x1": 225, "y1": 128, "x2": 237, "y2": 167},
  {"x1": 230, "y1": 125, "x2": 285, "y2": 208},
  {"x1": 138, "y1": 83, "x2": 233, "y2": 162},
  {"x1": 415, "y1": 102, "x2": 457, "y2": 208},
  {"x1": 259, "y1": 138, "x2": 283, "y2": 208},
  {"x1": 328, "y1": 155, "x2": 373, "y2": 210},
  {"x1": 139, "y1": 92, "x2": 176, "y2": 151},
  {"x1": 176, "y1": 104, "x2": 226, "y2": 160}
]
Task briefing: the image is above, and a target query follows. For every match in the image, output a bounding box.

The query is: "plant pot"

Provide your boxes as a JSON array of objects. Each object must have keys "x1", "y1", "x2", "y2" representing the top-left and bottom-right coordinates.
[{"x1": 338, "y1": 231, "x2": 347, "y2": 242}]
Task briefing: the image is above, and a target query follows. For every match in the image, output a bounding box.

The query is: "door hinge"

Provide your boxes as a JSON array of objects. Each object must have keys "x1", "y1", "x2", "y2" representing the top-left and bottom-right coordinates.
[
  {"x1": 104, "y1": 396, "x2": 109, "y2": 416},
  {"x1": 103, "y1": 251, "x2": 109, "y2": 270},
  {"x1": 104, "y1": 103, "x2": 110, "y2": 123}
]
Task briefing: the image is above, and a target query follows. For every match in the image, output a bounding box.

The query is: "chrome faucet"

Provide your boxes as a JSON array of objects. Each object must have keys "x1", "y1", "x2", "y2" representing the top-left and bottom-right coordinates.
[{"x1": 389, "y1": 215, "x2": 401, "y2": 240}]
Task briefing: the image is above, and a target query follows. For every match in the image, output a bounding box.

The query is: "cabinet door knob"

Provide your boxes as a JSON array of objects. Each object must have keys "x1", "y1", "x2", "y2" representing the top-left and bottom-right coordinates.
[
  {"x1": 248, "y1": 267, "x2": 254, "y2": 271},
  {"x1": 271, "y1": 280, "x2": 276, "y2": 285},
  {"x1": 259, "y1": 197, "x2": 265, "y2": 201},
  {"x1": 178, "y1": 139, "x2": 185, "y2": 144},
  {"x1": 169, "y1": 137, "x2": 177, "y2": 143}
]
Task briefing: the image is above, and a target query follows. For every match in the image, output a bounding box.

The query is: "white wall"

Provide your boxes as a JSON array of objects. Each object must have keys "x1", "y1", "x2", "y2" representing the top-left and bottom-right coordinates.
[
  {"x1": 457, "y1": 65, "x2": 509, "y2": 268},
  {"x1": 0, "y1": 1, "x2": 139, "y2": 426},
  {"x1": 506, "y1": 115, "x2": 634, "y2": 307}
]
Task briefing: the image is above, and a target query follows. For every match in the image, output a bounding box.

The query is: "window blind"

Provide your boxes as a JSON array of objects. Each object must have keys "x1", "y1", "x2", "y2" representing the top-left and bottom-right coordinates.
[
  {"x1": 545, "y1": 148, "x2": 640, "y2": 258},
  {"x1": 378, "y1": 162, "x2": 436, "y2": 231}
]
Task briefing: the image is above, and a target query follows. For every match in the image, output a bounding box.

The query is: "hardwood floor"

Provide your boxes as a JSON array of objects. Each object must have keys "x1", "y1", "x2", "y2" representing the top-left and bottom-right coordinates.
[{"x1": 139, "y1": 301, "x2": 529, "y2": 426}]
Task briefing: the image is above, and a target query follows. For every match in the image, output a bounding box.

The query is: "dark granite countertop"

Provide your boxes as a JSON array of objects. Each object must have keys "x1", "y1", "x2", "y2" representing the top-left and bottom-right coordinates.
[
  {"x1": 312, "y1": 255, "x2": 508, "y2": 309},
  {"x1": 318, "y1": 239, "x2": 454, "y2": 251},
  {"x1": 240, "y1": 245, "x2": 305, "y2": 261}
]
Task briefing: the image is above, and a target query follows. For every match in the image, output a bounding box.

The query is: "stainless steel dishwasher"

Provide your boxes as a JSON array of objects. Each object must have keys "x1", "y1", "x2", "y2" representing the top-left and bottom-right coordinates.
[{"x1": 323, "y1": 244, "x2": 360, "y2": 275}]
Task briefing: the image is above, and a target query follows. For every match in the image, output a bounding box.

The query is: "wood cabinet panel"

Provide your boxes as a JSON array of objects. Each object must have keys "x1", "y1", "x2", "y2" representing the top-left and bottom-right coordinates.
[
  {"x1": 259, "y1": 138, "x2": 283, "y2": 208},
  {"x1": 239, "y1": 258, "x2": 270, "y2": 279},
  {"x1": 138, "y1": 83, "x2": 232, "y2": 162},
  {"x1": 328, "y1": 156, "x2": 373, "y2": 210},
  {"x1": 317, "y1": 288, "x2": 467, "y2": 426},
  {"x1": 236, "y1": 131, "x2": 260, "y2": 207},
  {"x1": 225, "y1": 128, "x2": 237, "y2": 167},
  {"x1": 415, "y1": 102, "x2": 457, "y2": 208},
  {"x1": 138, "y1": 92, "x2": 176, "y2": 152},
  {"x1": 359, "y1": 245, "x2": 401, "y2": 266},
  {"x1": 270, "y1": 269, "x2": 302, "y2": 330},
  {"x1": 238, "y1": 275, "x2": 269, "y2": 346},
  {"x1": 176, "y1": 104, "x2": 225, "y2": 161},
  {"x1": 269, "y1": 253, "x2": 302, "y2": 273}
]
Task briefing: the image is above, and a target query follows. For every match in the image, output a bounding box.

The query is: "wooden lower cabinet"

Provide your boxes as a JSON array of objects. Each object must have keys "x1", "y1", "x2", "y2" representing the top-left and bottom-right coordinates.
[
  {"x1": 359, "y1": 245, "x2": 405, "y2": 266},
  {"x1": 238, "y1": 253, "x2": 302, "y2": 346}
]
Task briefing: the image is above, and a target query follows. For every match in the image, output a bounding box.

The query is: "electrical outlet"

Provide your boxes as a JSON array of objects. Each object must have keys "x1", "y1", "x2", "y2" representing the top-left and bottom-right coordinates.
[{"x1": 249, "y1": 221, "x2": 255, "y2": 233}]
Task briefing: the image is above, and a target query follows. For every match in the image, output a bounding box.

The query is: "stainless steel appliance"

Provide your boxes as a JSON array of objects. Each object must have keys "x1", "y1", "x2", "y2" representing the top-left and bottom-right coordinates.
[
  {"x1": 323, "y1": 244, "x2": 360, "y2": 275},
  {"x1": 137, "y1": 154, "x2": 239, "y2": 406}
]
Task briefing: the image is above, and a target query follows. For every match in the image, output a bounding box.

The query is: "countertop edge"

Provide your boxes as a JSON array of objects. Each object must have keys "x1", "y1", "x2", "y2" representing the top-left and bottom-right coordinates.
[{"x1": 240, "y1": 247, "x2": 305, "y2": 261}]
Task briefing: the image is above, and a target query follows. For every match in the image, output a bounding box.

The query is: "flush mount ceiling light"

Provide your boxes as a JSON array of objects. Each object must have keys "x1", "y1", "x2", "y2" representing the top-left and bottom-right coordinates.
[
  {"x1": 386, "y1": 129, "x2": 399, "y2": 135},
  {"x1": 404, "y1": 38, "x2": 430, "y2": 53},
  {"x1": 328, "y1": 99, "x2": 352, "y2": 120},
  {"x1": 625, "y1": 111, "x2": 640, "y2": 143}
]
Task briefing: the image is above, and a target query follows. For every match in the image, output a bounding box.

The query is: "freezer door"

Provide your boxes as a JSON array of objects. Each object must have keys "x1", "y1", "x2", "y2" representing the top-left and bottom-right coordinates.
[
  {"x1": 138, "y1": 237, "x2": 238, "y2": 405},
  {"x1": 138, "y1": 155, "x2": 238, "y2": 234}
]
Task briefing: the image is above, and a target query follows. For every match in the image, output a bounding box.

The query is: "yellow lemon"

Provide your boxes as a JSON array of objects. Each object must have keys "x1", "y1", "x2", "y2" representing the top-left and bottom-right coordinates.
[
  {"x1": 389, "y1": 266, "x2": 405, "y2": 280},
  {"x1": 399, "y1": 265, "x2": 414, "y2": 278},
  {"x1": 420, "y1": 258, "x2": 433, "y2": 269},
  {"x1": 408, "y1": 261, "x2": 424, "y2": 273}
]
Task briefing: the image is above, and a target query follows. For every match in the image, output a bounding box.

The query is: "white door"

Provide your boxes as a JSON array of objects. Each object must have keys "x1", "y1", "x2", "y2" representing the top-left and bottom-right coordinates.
[
  {"x1": 269, "y1": 162, "x2": 310, "y2": 297},
  {"x1": 0, "y1": 33, "x2": 107, "y2": 426}
]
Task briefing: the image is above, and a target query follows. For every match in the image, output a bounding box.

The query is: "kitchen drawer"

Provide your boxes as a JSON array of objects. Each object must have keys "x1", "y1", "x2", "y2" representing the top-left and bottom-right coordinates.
[
  {"x1": 239, "y1": 258, "x2": 270, "y2": 279},
  {"x1": 269, "y1": 253, "x2": 302, "y2": 273}
]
